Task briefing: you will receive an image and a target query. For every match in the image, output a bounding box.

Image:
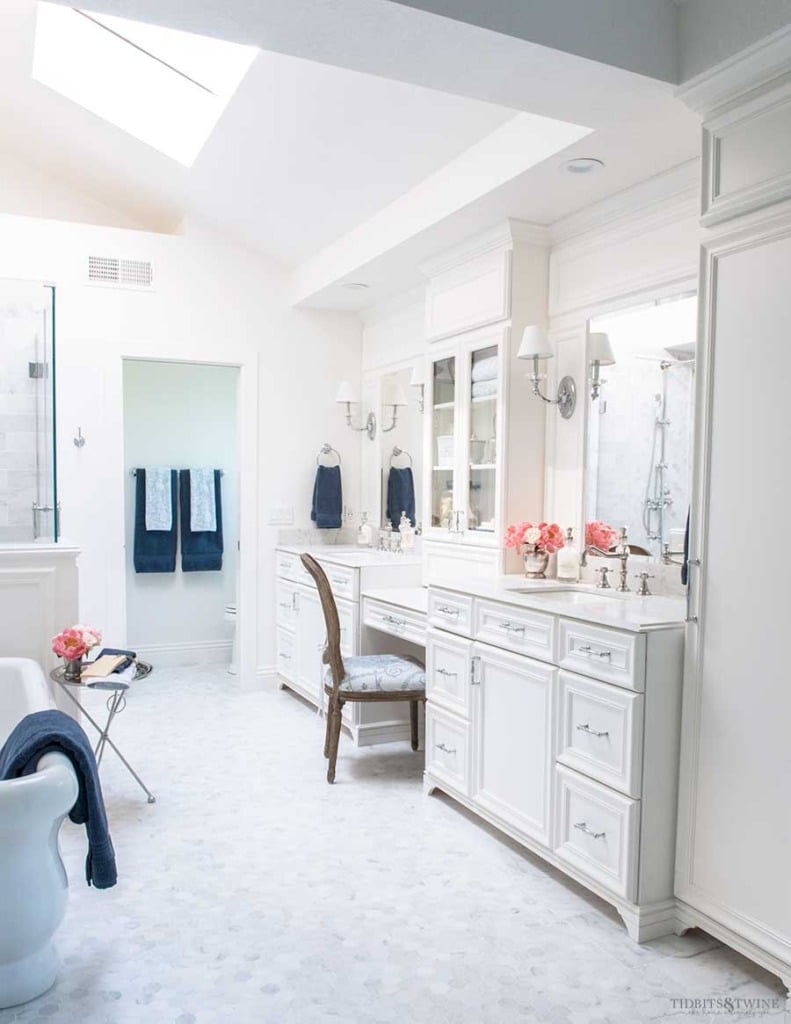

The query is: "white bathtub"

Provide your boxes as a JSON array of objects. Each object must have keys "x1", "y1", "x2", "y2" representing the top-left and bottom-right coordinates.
[{"x1": 0, "y1": 658, "x2": 79, "y2": 1008}]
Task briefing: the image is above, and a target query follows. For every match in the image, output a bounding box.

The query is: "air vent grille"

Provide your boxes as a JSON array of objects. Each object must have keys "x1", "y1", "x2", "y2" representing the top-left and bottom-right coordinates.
[{"x1": 87, "y1": 256, "x2": 154, "y2": 289}]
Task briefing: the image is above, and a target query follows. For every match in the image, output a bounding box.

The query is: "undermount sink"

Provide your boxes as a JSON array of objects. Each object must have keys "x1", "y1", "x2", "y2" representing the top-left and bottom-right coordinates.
[{"x1": 510, "y1": 588, "x2": 624, "y2": 604}]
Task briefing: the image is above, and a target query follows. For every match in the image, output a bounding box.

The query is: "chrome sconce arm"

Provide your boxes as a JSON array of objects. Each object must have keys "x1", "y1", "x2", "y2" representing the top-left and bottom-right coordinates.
[
  {"x1": 526, "y1": 355, "x2": 577, "y2": 420},
  {"x1": 340, "y1": 402, "x2": 377, "y2": 441}
]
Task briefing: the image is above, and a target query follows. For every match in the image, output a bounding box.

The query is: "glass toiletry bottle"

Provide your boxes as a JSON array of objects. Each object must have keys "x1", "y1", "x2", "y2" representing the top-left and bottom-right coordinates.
[
  {"x1": 357, "y1": 512, "x2": 372, "y2": 547},
  {"x1": 556, "y1": 527, "x2": 581, "y2": 582},
  {"x1": 379, "y1": 523, "x2": 393, "y2": 551},
  {"x1": 399, "y1": 511, "x2": 415, "y2": 552}
]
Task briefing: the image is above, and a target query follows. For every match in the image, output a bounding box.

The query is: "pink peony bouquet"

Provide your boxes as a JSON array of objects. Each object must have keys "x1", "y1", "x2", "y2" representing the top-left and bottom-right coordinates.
[
  {"x1": 52, "y1": 624, "x2": 102, "y2": 662},
  {"x1": 585, "y1": 520, "x2": 618, "y2": 551},
  {"x1": 504, "y1": 521, "x2": 565, "y2": 554}
]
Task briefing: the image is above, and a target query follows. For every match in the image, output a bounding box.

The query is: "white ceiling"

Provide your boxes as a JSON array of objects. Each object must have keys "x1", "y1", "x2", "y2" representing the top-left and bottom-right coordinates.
[{"x1": 0, "y1": 0, "x2": 715, "y2": 310}]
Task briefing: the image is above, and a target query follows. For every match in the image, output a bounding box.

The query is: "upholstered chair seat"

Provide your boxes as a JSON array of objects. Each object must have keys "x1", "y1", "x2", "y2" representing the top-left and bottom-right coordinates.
[{"x1": 324, "y1": 654, "x2": 426, "y2": 693}]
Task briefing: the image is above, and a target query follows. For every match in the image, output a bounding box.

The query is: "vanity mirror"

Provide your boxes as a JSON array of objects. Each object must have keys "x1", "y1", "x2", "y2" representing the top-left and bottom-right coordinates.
[
  {"x1": 584, "y1": 294, "x2": 697, "y2": 560},
  {"x1": 379, "y1": 367, "x2": 423, "y2": 530}
]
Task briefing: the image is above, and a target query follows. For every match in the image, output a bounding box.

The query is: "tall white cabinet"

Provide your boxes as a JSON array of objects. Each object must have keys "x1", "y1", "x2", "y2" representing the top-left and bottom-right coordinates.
[
  {"x1": 675, "y1": 52, "x2": 791, "y2": 998},
  {"x1": 420, "y1": 221, "x2": 550, "y2": 582}
]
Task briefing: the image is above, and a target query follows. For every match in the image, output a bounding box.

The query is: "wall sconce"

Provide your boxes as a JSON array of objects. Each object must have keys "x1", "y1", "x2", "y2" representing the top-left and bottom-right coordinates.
[
  {"x1": 381, "y1": 384, "x2": 408, "y2": 433},
  {"x1": 409, "y1": 362, "x2": 426, "y2": 413},
  {"x1": 517, "y1": 325, "x2": 577, "y2": 420},
  {"x1": 588, "y1": 332, "x2": 615, "y2": 401},
  {"x1": 336, "y1": 381, "x2": 377, "y2": 440}
]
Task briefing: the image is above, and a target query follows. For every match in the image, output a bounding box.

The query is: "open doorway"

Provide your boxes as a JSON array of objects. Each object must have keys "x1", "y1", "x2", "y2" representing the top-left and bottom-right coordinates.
[{"x1": 122, "y1": 359, "x2": 240, "y2": 669}]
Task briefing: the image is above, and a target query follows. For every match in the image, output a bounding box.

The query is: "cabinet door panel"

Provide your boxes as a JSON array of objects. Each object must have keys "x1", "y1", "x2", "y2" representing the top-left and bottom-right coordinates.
[
  {"x1": 472, "y1": 644, "x2": 555, "y2": 846},
  {"x1": 294, "y1": 588, "x2": 325, "y2": 706}
]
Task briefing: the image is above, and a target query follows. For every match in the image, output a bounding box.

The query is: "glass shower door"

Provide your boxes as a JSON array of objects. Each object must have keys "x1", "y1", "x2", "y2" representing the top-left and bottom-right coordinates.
[{"x1": 0, "y1": 280, "x2": 58, "y2": 543}]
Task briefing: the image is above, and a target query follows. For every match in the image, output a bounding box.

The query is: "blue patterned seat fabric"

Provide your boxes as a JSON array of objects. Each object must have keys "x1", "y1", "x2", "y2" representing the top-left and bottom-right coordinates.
[{"x1": 325, "y1": 654, "x2": 426, "y2": 693}]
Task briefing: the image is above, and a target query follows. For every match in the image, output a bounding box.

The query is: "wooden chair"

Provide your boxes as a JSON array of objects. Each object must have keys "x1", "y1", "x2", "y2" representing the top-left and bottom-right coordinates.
[{"x1": 300, "y1": 553, "x2": 426, "y2": 783}]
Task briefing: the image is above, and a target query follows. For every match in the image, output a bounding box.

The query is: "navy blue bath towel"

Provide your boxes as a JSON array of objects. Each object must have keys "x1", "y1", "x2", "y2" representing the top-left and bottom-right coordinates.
[
  {"x1": 180, "y1": 469, "x2": 223, "y2": 571},
  {"x1": 0, "y1": 709, "x2": 117, "y2": 889},
  {"x1": 134, "y1": 468, "x2": 177, "y2": 573},
  {"x1": 311, "y1": 465, "x2": 342, "y2": 529},
  {"x1": 386, "y1": 467, "x2": 416, "y2": 531}
]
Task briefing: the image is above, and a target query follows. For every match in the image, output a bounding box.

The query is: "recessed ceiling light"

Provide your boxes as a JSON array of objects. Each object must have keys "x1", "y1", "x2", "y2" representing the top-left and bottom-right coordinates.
[
  {"x1": 562, "y1": 157, "x2": 605, "y2": 175},
  {"x1": 342, "y1": 282, "x2": 369, "y2": 292}
]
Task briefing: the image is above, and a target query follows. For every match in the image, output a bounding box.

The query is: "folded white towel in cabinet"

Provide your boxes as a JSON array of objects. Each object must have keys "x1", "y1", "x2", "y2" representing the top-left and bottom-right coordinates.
[
  {"x1": 471, "y1": 356, "x2": 498, "y2": 383},
  {"x1": 471, "y1": 379, "x2": 498, "y2": 399}
]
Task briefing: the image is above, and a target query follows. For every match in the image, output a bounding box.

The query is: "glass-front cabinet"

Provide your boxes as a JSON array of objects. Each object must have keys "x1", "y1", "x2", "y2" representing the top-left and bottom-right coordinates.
[{"x1": 426, "y1": 327, "x2": 505, "y2": 545}]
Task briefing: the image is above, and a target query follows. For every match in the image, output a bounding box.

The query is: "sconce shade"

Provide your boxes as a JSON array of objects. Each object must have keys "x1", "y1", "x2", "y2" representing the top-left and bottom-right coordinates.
[
  {"x1": 588, "y1": 332, "x2": 615, "y2": 366},
  {"x1": 517, "y1": 325, "x2": 554, "y2": 360},
  {"x1": 335, "y1": 380, "x2": 357, "y2": 404},
  {"x1": 389, "y1": 384, "x2": 408, "y2": 407},
  {"x1": 409, "y1": 362, "x2": 426, "y2": 387}
]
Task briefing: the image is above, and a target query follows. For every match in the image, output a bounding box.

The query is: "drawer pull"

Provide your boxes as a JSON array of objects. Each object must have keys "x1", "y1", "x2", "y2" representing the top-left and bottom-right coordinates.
[
  {"x1": 573, "y1": 821, "x2": 606, "y2": 840},
  {"x1": 578, "y1": 644, "x2": 612, "y2": 659},
  {"x1": 383, "y1": 614, "x2": 407, "y2": 628},
  {"x1": 331, "y1": 576, "x2": 349, "y2": 586},
  {"x1": 279, "y1": 652, "x2": 291, "y2": 661},
  {"x1": 436, "y1": 604, "x2": 460, "y2": 617},
  {"x1": 436, "y1": 667, "x2": 457, "y2": 677},
  {"x1": 278, "y1": 602, "x2": 292, "y2": 611},
  {"x1": 576, "y1": 723, "x2": 610, "y2": 739},
  {"x1": 436, "y1": 742, "x2": 456, "y2": 755},
  {"x1": 498, "y1": 621, "x2": 525, "y2": 635}
]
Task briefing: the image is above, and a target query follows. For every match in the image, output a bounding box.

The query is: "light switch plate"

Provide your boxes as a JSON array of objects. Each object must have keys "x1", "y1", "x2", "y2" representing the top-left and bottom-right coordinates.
[{"x1": 268, "y1": 506, "x2": 294, "y2": 525}]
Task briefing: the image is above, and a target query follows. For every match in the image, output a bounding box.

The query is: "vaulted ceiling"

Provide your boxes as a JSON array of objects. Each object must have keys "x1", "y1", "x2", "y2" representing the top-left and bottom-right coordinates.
[{"x1": 5, "y1": 0, "x2": 784, "y2": 309}]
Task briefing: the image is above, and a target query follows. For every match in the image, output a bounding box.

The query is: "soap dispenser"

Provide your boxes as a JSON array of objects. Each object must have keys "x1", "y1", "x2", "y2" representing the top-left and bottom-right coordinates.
[
  {"x1": 357, "y1": 512, "x2": 372, "y2": 547},
  {"x1": 556, "y1": 527, "x2": 581, "y2": 582},
  {"x1": 398, "y1": 511, "x2": 415, "y2": 552}
]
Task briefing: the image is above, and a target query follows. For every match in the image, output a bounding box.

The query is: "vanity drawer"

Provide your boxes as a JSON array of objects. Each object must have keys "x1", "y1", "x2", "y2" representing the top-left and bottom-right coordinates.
[
  {"x1": 425, "y1": 705, "x2": 471, "y2": 795},
  {"x1": 276, "y1": 582, "x2": 298, "y2": 630},
  {"x1": 276, "y1": 628, "x2": 295, "y2": 681},
  {"x1": 555, "y1": 765, "x2": 640, "y2": 901},
  {"x1": 557, "y1": 672, "x2": 643, "y2": 798},
  {"x1": 559, "y1": 619, "x2": 645, "y2": 691},
  {"x1": 337, "y1": 599, "x2": 357, "y2": 658},
  {"x1": 363, "y1": 597, "x2": 426, "y2": 648},
  {"x1": 428, "y1": 589, "x2": 474, "y2": 636},
  {"x1": 474, "y1": 598, "x2": 556, "y2": 663},
  {"x1": 320, "y1": 562, "x2": 358, "y2": 602},
  {"x1": 276, "y1": 551, "x2": 311, "y2": 585},
  {"x1": 426, "y1": 629, "x2": 472, "y2": 717}
]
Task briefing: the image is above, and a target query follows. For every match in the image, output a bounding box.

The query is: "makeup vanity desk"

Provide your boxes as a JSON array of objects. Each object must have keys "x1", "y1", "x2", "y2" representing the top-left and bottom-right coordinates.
[{"x1": 361, "y1": 586, "x2": 428, "y2": 647}]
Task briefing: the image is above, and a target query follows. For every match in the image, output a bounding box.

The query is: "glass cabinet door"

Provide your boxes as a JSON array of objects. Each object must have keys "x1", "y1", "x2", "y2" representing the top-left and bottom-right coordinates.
[
  {"x1": 429, "y1": 354, "x2": 457, "y2": 532},
  {"x1": 465, "y1": 342, "x2": 500, "y2": 537}
]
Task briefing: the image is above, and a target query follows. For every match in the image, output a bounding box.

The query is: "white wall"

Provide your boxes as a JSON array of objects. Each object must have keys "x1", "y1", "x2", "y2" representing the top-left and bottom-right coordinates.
[
  {"x1": 123, "y1": 360, "x2": 239, "y2": 658},
  {"x1": 0, "y1": 212, "x2": 363, "y2": 677},
  {"x1": 679, "y1": 0, "x2": 791, "y2": 81}
]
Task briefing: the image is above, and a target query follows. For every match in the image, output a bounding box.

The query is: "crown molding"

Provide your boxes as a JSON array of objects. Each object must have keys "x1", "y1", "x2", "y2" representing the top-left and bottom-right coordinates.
[
  {"x1": 418, "y1": 218, "x2": 549, "y2": 280},
  {"x1": 678, "y1": 22, "x2": 791, "y2": 116},
  {"x1": 548, "y1": 160, "x2": 700, "y2": 249}
]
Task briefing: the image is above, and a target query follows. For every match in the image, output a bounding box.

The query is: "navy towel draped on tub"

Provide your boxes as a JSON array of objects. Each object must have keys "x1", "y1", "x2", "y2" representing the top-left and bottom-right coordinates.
[
  {"x1": 0, "y1": 709, "x2": 117, "y2": 889},
  {"x1": 180, "y1": 469, "x2": 223, "y2": 571},
  {"x1": 134, "y1": 468, "x2": 178, "y2": 573},
  {"x1": 311, "y1": 464, "x2": 342, "y2": 529}
]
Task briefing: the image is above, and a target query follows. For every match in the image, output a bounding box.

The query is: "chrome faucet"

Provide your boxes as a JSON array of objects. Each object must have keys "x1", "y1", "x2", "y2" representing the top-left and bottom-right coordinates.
[{"x1": 585, "y1": 526, "x2": 631, "y2": 593}]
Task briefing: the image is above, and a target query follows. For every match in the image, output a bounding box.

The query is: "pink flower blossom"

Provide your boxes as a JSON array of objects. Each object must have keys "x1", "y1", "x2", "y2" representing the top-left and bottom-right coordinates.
[
  {"x1": 74, "y1": 624, "x2": 102, "y2": 650},
  {"x1": 52, "y1": 628, "x2": 88, "y2": 662},
  {"x1": 504, "y1": 521, "x2": 565, "y2": 554},
  {"x1": 585, "y1": 521, "x2": 618, "y2": 551}
]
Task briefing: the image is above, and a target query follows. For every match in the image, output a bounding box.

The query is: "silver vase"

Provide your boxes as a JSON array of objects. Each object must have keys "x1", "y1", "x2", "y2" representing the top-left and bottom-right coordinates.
[
  {"x1": 63, "y1": 656, "x2": 83, "y2": 683},
  {"x1": 523, "y1": 546, "x2": 549, "y2": 579}
]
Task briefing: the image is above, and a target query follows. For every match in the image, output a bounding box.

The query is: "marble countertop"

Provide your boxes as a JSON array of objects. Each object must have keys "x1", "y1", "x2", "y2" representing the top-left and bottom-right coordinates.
[
  {"x1": 432, "y1": 576, "x2": 686, "y2": 633},
  {"x1": 276, "y1": 544, "x2": 422, "y2": 569},
  {"x1": 361, "y1": 586, "x2": 428, "y2": 615}
]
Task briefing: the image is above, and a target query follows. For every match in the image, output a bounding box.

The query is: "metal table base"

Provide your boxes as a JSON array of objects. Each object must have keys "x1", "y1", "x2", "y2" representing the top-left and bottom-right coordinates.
[{"x1": 51, "y1": 662, "x2": 156, "y2": 804}]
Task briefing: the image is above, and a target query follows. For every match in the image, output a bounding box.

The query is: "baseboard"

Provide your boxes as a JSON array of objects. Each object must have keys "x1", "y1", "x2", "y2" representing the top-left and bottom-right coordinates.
[
  {"x1": 133, "y1": 639, "x2": 232, "y2": 667},
  {"x1": 254, "y1": 666, "x2": 279, "y2": 692},
  {"x1": 352, "y1": 719, "x2": 412, "y2": 747}
]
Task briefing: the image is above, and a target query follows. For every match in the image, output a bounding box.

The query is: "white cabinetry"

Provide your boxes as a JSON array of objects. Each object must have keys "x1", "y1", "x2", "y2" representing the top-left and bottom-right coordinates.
[
  {"x1": 425, "y1": 585, "x2": 684, "y2": 941},
  {"x1": 275, "y1": 547, "x2": 421, "y2": 746},
  {"x1": 420, "y1": 223, "x2": 550, "y2": 582}
]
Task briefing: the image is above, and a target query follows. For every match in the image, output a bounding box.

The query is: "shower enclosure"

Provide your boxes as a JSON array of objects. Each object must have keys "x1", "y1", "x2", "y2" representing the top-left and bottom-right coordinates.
[{"x1": 0, "y1": 280, "x2": 58, "y2": 544}]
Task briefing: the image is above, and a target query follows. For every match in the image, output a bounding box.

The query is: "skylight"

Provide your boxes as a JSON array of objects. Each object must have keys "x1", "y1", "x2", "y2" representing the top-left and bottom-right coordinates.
[{"x1": 32, "y1": 3, "x2": 258, "y2": 166}]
